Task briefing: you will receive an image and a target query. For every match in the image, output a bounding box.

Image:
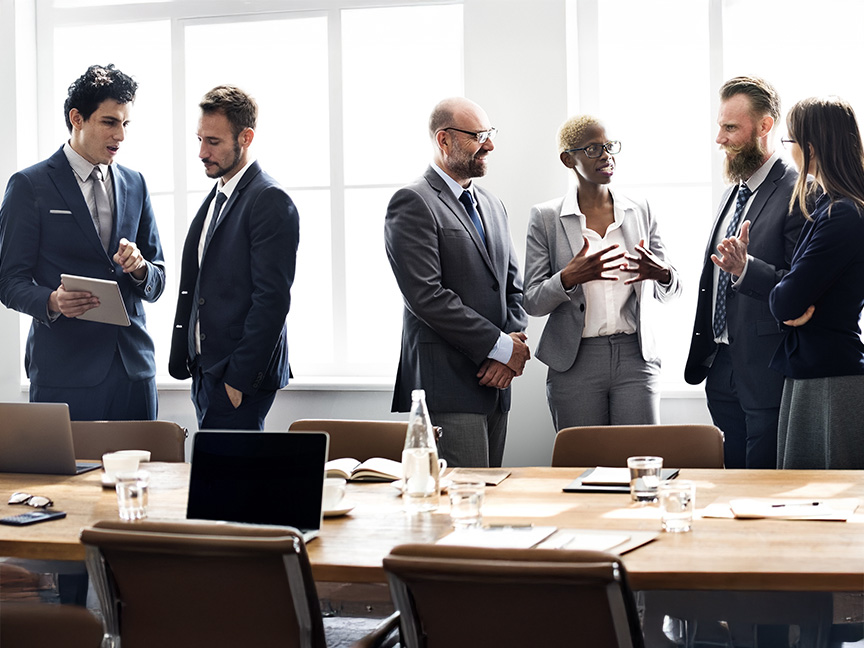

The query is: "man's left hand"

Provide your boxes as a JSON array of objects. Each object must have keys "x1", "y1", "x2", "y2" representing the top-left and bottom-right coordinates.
[
  {"x1": 225, "y1": 382, "x2": 243, "y2": 408},
  {"x1": 113, "y1": 237, "x2": 147, "y2": 280},
  {"x1": 477, "y1": 359, "x2": 516, "y2": 389},
  {"x1": 711, "y1": 220, "x2": 750, "y2": 277},
  {"x1": 622, "y1": 239, "x2": 672, "y2": 284}
]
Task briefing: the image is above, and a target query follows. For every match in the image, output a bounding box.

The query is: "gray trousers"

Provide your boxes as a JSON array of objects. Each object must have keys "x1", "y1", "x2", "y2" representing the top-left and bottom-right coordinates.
[
  {"x1": 431, "y1": 399, "x2": 508, "y2": 468},
  {"x1": 546, "y1": 333, "x2": 660, "y2": 432}
]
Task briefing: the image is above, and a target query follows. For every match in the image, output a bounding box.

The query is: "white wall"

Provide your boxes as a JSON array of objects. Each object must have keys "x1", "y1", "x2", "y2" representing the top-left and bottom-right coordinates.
[{"x1": 0, "y1": 0, "x2": 712, "y2": 465}]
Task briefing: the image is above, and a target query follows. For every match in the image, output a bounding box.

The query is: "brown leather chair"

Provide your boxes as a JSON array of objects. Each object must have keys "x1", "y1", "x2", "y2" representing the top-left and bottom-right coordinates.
[
  {"x1": 384, "y1": 543, "x2": 644, "y2": 648},
  {"x1": 0, "y1": 602, "x2": 103, "y2": 648},
  {"x1": 289, "y1": 419, "x2": 405, "y2": 462},
  {"x1": 552, "y1": 424, "x2": 725, "y2": 468},
  {"x1": 71, "y1": 420, "x2": 187, "y2": 462},
  {"x1": 80, "y1": 519, "x2": 398, "y2": 648}
]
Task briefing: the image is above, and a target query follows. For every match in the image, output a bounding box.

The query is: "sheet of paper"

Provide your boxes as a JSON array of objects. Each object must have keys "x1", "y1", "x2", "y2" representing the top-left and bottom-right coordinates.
[
  {"x1": 728, "y1": 498, "x2": 859, "y2": 521},
  {"x1": 539, "y1": 530, "x2": 631, "y2": 551},
  {"x1": 580, "y1": 467, "x2": 631, "y2": 486},
  {"x1": 448, "y1": 468, "x2": 510, "y2": 486},
  {"x1": 436, "y1": 526, "x2": 556, "y2": 549}
]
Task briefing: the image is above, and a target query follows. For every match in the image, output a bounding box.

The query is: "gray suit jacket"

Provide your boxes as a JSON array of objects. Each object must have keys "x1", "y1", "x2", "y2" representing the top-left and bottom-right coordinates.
[
  {"x1": 524, "y1": 189, "x2": 681, "y2": 372},
  {"x1": 384, "y1": 166, "x2": 528, "y2": 414},
  {"x1": 685, "y1": 157, "x2": 803, "y2": 406}
]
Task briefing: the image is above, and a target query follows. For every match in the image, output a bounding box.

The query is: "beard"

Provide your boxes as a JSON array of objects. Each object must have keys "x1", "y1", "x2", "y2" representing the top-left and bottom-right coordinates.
[
  {"x1": 203, "y1": 140, "x2": 243, "y2": 179},
  {"x1": 723, "y1": 136, "x2": 766, "y2": 184},
  {"x1": 449, "y1": 148, "x2": 488, "y2": 180}
]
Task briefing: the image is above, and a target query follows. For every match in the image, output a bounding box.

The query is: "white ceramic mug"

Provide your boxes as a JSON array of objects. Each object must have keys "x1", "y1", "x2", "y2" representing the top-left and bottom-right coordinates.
[
  {"x1": 322, "y1": 477, "x2": 347, "y2": 511},
  {"x1": 102, "y1": 452, "x2": 140, "y2": 481}
]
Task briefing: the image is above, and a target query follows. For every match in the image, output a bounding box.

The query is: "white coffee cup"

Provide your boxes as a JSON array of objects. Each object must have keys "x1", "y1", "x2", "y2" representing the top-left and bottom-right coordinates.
[
  {"x1": 322, "y1": 477, "x2": 347, "y2": 511},
  {"x1": 102, "y1": 452, "x2": 140, "y2": 480},
  {"x1": 112, "y1": 449, "x2": 151, "y2": 463}
]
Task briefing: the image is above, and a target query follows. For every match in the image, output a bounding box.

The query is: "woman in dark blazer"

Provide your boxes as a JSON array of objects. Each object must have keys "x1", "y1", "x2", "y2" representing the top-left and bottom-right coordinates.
[
  {"x1": 524, "y1": 115, "x2": 681, "y2": 432},
  {"x1": 768, "y1": 96, "x2": 864, "y2": 469}
]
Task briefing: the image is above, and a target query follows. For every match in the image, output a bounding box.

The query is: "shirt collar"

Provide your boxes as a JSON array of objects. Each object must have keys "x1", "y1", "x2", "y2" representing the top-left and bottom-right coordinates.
[
  {"x1": 63, "y1": 141, "x2": 110, "y2": 183},
  {"x1": 431, "y1": 161, "x2": 474, "y2": 202},
  {"x1": 742, "y1": 150, "x2": 781, "y2": 193},
  {"x1": 561, "y1": 185, "x2": 624, "y2": 224},
  {"x1": 216, "y1": 158, "x2": 256, "y2": 199}
]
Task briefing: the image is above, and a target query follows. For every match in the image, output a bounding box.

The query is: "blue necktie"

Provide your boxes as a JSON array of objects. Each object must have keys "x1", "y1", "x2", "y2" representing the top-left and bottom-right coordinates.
[
  {"x1": 713, "y1": 183, "x2": 753, "y2": 338},
  {"x1": 188, "y1": 191, "x2": 227, "y2": 360},
  {"x1": 458, "y1": 190, "x2": 486, "y2": 247}
]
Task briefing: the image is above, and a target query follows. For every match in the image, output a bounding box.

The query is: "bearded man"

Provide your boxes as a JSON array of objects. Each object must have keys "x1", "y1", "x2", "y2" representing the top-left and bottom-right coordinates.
[{"x1": 685, "y1": 76, "x2": 803, "y2": 468}]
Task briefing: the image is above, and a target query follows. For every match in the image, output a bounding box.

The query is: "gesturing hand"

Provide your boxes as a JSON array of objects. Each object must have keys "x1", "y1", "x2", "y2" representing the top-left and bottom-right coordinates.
[
  {"x1": 622, "y1": 239, "x2": 672, "y2": 285},
  {"x1": 711, "y1": 220, "x2": 751, "y2": 278},
  {"x1": 560, "y1": 237, "x2": 626, "y2": 290}
]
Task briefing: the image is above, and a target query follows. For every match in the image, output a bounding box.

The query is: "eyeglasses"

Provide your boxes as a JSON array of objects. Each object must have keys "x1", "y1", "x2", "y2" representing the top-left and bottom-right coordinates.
[
  {"x1": 565, "y1": 140, "x2": 622, "y2": 158},
  {"x1": 8, "y1": 492, "x2": 54, "y2": 508},
  {"x1": 441, "y1": 127, "x2": 498, "y2": 144},
  {"x1": 781, "y1": 137, "x2": 796, "y2": 148}
]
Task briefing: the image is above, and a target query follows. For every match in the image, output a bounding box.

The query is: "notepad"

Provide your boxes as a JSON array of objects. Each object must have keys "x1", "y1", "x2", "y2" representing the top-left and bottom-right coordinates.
[
  {"x1": 436, "y1": 526, "x2": 557, "y2": 549},
  {"x1": 728, "y1": 498, "x2": 859, "y2": 521},
  {"x1": 448, "y1": 468, "x2": 511, "y2": 486},
  {"x1": 580, "y1": 467, "x2": 631, "y2": 485},
  {"x1": 325, "y1": 457, "x2": 402, "y2": 482}
]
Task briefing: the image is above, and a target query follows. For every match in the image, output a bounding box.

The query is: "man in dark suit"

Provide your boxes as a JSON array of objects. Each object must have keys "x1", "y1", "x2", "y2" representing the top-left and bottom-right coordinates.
[
  {"x1": 385, "y1": 97, "x2": 530, "y2": 467},
  {"x1": 169, "y1": 86, "x2": 299, "y2": 430},
  {"x1": 0, "y1": 64, "x2": 165, "y2": 421},
  {"x1": 685, "y1": 76, "x2": 803, "y2": 468}
]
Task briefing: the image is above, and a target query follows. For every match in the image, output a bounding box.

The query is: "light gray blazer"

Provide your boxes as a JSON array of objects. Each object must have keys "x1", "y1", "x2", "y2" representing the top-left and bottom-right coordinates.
[{"x1": 524, "y1": 189, "x2": 681, "y2": 372}]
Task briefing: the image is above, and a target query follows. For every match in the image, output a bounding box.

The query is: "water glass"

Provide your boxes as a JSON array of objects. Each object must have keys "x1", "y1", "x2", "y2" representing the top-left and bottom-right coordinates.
[
  {"x1": 659, "y1": 480, "x2": 695, "y2": 533},
  {"x1": 448, "y1": 481, "x2": 485, "y2": 528},
  {"x1": 115, "y1": 470, "x2": 150, "y2": 521},
  {"x1": 627, "y1": 456, "x2": 663, "y2": 504}
]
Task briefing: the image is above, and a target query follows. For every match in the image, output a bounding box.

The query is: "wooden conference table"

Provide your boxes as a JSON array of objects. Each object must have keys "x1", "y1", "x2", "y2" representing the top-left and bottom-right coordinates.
[{"x1": 0, "y1": 464, "x2": 862, "y2": 592}]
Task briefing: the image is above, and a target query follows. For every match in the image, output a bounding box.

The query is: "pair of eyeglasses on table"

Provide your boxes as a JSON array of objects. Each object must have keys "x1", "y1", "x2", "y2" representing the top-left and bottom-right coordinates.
[{"x1": 1, "y1": 492, "x2": 67, "y2": 526}]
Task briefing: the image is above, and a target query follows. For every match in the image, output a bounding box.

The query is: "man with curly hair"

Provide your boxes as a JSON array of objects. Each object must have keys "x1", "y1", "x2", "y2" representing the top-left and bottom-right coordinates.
[{"x1": 0, "y1": 64, "x2": 165, "y2": 420}]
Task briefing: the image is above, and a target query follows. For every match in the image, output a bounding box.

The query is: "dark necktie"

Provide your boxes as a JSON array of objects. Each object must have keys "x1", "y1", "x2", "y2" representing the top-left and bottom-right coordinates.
[
  {"x1": 188, "y1": 191, "x2": 228, "y2": 359},
  {"x1": 713, "y1": 183, "x2": 753, "y2": 338},
  {"x1": 458, "y1": 190, "x2": 486, "y2": 247},
  {"x1": 90, "y1": 166, "x2": 113, "y2": 251}
]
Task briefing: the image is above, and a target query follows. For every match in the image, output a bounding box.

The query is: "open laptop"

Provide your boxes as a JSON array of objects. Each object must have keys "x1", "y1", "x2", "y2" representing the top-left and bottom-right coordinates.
[
  {"x1": 0, "y1": 402, "x2": 101, "y2": 475},
  {"x1": 186, "y1": 430, "x2": 329, "y2": 542}
]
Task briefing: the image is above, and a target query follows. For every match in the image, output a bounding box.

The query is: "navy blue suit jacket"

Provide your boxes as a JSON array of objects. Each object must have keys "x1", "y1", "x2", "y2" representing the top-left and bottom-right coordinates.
[
  {"x1": 169, "y1": 162, "x2": 299, "y2": 395},
  {"x1": 0, "y1": 147, "x2": 165, "y2": 387}
]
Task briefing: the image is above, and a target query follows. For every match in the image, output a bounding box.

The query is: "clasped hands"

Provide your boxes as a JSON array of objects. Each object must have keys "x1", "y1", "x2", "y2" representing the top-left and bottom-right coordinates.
[
  {"x1": 560, "y1": 236, "x2": 671, "y2": 289},
  {"x1": 477, "y1": 331, "x2": 530, "y2": 390},
  {"x1": 48, "y1": 238, "x2": 148, "y2": 317}
]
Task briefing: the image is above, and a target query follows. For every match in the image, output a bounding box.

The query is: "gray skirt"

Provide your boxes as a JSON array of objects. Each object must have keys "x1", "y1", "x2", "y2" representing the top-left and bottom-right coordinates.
[{"x1": 777, "y1": 375, "x2": 864, "y2": 469}]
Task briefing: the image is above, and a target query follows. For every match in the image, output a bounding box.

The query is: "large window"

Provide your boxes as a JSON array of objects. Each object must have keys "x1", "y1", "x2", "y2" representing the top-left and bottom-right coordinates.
[{"x1": 32, "y1": 1, "x2": 462, "y2": 384}]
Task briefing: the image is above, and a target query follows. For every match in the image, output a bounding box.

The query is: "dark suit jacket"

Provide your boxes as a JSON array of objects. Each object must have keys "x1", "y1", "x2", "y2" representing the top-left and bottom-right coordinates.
[
  {"x1": 384, "y1": 166, "x2": 528, "y2": 415},
  {"x1": 0, "y1": 147, "x2": 165, "y2": 388},
  {"x1": 685, "y1": 157, "x2": 803, "y2": 404},
  {"x1": 769, "y1": 194, "x2": 864, "y2": 378},
  {"x1": 169, "y1": 161, "x2": 299, "y2": 395}
]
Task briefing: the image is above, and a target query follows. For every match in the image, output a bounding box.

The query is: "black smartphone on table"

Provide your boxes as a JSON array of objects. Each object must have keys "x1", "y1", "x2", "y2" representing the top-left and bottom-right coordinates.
[{"x1": 0, "y1": 510, "x2": 67, "y2": 526}]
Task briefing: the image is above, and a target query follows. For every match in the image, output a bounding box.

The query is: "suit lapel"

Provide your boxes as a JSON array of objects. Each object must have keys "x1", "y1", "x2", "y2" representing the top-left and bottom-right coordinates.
[
  {"x1": 110, "y1": 166, "x2": 127, "y2": 252},
  {"x1": 201, "y1": 161, "x2": 262, "y2": 261},
  {"x1": 46, "y1": 149, "x2": 107, "y2": 259},
  {"x1": 744, "y1": 158, "x2": 785, "y2": 231}
]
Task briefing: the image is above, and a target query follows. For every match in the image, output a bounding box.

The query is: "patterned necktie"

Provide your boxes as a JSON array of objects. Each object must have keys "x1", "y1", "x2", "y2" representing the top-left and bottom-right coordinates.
[
  {"x1": 188, "y1": 191, "x2": 228, "y2": 360},
  {"x1": 713, "y1": 183, "x2": 753, "y2": 338},
  {"x1": 458, "y1": 190, "x2": 486, "y2": 247},
  {"x1": 90, "y1": 166, "x2": 113, "y2": 251}
]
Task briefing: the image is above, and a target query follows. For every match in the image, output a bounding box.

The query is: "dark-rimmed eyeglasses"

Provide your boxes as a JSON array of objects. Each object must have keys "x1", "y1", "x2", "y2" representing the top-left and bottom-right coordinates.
[
  {"x1": 781, "y1": 137, "x2": 796, "y2": 148},
  {"x1": 565, "y1": 140, "x2": 622, "y2": 159},
  {"x1": 441, "y1": 127, "x2": 498, "y2": 144},
  {"x1": 8, "y1": 492, "x2": 54, "y2": 509}
]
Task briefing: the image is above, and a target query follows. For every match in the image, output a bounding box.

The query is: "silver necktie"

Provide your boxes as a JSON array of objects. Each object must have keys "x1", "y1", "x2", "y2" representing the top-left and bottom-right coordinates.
[{"x1": 90, "y1": 166, "x2": 113, "y2": 252}]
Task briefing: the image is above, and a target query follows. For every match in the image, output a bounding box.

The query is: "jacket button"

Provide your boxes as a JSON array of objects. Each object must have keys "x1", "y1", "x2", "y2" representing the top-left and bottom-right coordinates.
[
  {"x1": 200, "y1": 333, "x2": 206, "y2": 342},
  {"x1": 198, "y1": 298, "x2": 205, "y2": 306},
  {"x1": 579, "y1": 303, "x2": 585, "y2": 312},
  {"x1": 492, "y1": 284, "x2": 499, "y2": 292}
]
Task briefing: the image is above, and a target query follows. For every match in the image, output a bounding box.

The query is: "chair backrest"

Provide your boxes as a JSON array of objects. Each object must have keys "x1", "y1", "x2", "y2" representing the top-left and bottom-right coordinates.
[
  {"x1": 0, "y1": 602, "x2": 103, "y2": 648},
  {"x1": 71, "y1": 420, "x2": 187, "y2": 462},
  {"x1": 551, "y1": 425, "x2": 725, "y2": 469},
  {"x1": 80, "y1": 519, "x2": 326, "y2": 648},
  {"x1": 288, "y1": 419, "x2": 406, "y2": 462},
  {"x1": 384, "y1": 544, "x2": 644, "y2": 648}
]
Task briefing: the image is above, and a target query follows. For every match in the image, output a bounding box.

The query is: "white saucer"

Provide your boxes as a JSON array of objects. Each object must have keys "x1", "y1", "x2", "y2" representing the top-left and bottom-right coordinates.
[
  {"x1": 101, "y1": 473, "x2": 116, "y2": 488},
  {"x1": 323, "y1": 502, "x2": 356, "y2": 518}
]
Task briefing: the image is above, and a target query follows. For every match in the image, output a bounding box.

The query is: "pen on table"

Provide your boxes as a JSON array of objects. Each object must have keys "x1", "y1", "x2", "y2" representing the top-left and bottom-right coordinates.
[
  {"x1": 484, "y1": 524, "x2": 534, "y2": 530},
  {"x1": 770, "y1": 501, "x2": 822, "y2": 508}
]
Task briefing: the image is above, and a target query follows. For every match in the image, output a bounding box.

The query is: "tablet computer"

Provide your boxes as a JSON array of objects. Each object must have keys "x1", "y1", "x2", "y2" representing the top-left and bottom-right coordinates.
[{"x1": 60, "y1": 273, "x2": 130, "y2": 327}]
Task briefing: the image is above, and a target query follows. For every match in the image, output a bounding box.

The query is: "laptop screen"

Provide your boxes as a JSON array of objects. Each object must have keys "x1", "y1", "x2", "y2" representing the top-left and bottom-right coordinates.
[{"x1": 186, "y1": 431, "x2": 328, "y2": 533}]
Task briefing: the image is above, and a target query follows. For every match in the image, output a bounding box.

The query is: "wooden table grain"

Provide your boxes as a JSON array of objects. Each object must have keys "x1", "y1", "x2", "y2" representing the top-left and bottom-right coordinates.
[{"x1": 1, "y1": 465, "x2": 862, "y2": 592}]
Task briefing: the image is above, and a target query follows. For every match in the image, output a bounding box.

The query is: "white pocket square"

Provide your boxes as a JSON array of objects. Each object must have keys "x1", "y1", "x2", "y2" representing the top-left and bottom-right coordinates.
[{"x1": 49, "y1": 209, "x2": 73, "y2": 214}]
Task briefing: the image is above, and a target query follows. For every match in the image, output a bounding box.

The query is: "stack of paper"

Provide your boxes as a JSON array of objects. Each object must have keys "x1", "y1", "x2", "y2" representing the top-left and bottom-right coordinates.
[{"x1": 728, "y1": 498, "x2": 859, "y2": 521}]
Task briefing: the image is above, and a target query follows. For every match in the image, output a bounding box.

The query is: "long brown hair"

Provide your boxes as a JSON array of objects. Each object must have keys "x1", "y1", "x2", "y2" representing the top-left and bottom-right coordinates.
[{"x1": 787, "y1": 96, "x2": 864, "y2": 220}]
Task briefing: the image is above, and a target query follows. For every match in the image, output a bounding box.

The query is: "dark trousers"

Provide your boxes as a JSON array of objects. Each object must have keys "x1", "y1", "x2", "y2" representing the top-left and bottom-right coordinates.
[
  {"x1": 31, "y1": 352, "x2": 157, "y2": 421},
  {"x1": 705, "y1": 344, "x2": 779, "y2": 469},
  {"x1": 191, "y1": 365, "x2": 276, "y2": 431}
]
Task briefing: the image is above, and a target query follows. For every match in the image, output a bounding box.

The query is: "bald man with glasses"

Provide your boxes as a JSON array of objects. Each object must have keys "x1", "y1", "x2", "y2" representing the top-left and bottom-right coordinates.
[{"x1": 384, "y1": 97, "x2": 529, "y2": 468}]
